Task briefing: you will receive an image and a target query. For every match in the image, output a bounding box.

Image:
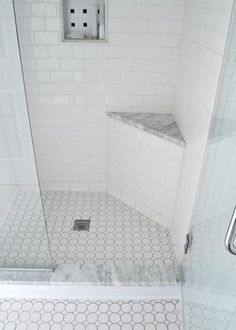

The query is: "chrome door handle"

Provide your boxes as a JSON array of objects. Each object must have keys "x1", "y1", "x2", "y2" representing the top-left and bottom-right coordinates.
[{"x1": 225, "y1": 206, "x2": 236, "y2": 255}]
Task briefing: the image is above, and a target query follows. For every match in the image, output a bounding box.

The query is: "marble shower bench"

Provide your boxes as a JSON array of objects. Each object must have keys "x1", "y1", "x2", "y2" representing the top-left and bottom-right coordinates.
[{"x1": 106, "y1": 112, "x2": 186, "y2": 228}]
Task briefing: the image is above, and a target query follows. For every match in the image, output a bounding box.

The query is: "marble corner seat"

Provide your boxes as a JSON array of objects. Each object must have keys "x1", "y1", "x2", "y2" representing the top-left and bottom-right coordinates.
[{"x1": 106, "y1": 112, "x2": 186, "y2": 228}]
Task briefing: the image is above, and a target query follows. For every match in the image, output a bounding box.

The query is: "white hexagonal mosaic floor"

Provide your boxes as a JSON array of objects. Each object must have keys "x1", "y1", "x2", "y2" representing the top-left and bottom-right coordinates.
[
  {"x1": 185, "y1": 301, "x2": 236, "y2": 330},
  {"x1": 0, "y1": 298, "x2": 182, "y2": 329},
  {"x1": 0, "y1": 190, "x2": 179, "y2": 285}
]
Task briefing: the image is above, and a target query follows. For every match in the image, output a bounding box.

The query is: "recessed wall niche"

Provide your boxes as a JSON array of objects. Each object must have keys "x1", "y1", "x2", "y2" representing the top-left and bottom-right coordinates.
[{"x1": 60, "y1": 0, "x2": 107, "y2": 42}]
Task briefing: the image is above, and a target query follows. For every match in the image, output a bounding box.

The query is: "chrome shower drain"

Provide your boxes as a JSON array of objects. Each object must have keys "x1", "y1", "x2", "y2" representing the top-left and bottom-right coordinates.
[{"x1": 73, "y1": 219, "x2": 90, "y2": 231}]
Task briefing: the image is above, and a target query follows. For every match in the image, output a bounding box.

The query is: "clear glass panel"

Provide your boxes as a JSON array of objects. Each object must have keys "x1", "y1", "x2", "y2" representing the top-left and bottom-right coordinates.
[
  {"x1": 0, "y1": 0, "x2": 53, "y2": 270},
  {"x1": 182, "y1": 2, "x2": 236, "y2": 329}
]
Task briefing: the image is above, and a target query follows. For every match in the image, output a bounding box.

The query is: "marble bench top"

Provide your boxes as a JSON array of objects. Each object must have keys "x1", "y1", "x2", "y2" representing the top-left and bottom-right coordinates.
[{"x1": 106, "y1": 112, "x2": 186, "y2": 147}]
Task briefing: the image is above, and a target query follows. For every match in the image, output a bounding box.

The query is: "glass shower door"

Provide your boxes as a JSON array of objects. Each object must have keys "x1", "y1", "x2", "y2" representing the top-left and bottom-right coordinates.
[
  {"x1": 182, "y1": 2, "x2": 236, "y2": 329},
  {"x1": 0, "y1": 0, "x2": 53, "y2": 270}
]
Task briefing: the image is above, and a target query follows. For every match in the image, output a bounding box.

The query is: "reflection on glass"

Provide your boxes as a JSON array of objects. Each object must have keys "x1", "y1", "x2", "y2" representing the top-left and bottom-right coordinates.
[
  {"x1": 0, "y1": 0, "x2": 53, "y2": 270},
  {"x1": 182, "y1": 3, "x2": 236, "y2": 329}
]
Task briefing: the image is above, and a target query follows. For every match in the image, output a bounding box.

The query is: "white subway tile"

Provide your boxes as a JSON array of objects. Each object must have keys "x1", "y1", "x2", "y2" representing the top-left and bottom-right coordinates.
[
  {"x1": 14, "y1": 4, "x2": 31, "y2": 17},
  {"x1": 52, "y1": 95, "x2": 75, "y2": 106},
  {"x1": 31, "y1": 3, "x2": 57, "y2": 17},
  {"x1": 21, "y1": 45, "x2": 48, "y2": 58},
  {"x1": 25, "y1": 71, "x2": 50, "y2": 82},
  {"x1": 60, "y1": 59, "x2": 84, "y2": 70},
  {"x1": 160, "y1": 34, "x2": 181, "y2": 47},
  {"x1": 120, "y1": 71, "x2": 145, "y2": 84},
  {"x1": 135, "y1": 33, "x2": 160, "y2": 47},
  {"x1": 148, "y1": 20, "x2": 174, "y2": 33},
  {"x1": 133, "y1": 60, "x2": 157, "y2": 72},
  {"x1": 74, "y1": 71, "x2": 98, "y2": 83},
  {"x1": 34, "y1": 32, "x2": 59, "y2": 44},
  {"x1": 109, "y1": 4, "x2": 137, "y2": 19},
  {"x1": 108, "y1": 19, "x2": 123, "y2": 33},
  {"x1": 48, "y1": 45, "x2": 73, "y2": 57},
  {"x1": 122, "y1": 19, "x2": 148, "y2": 33},
  {"x1": 45, "y1": 18, "x2": 61, "y2": 31},
  {"x1": 108, "y1": 59, "x2": 133, "y2": 72},
  {"x1": 62, "y1": 83, "x2": 85, "y2": 94},
  {"x1": 84, "y1": 59, "x2": 108, "y2": 72},
  {"x1": 73, "y1": 46, "x2": 97, "y2": 58},
  {"x1": 97, "y1": 72, "x2": 120, "y2": 83},
  {"x1": 18, "y1": 32, "x2": 34, "y2": 45},
  {"x1": 97, "y1": 47, "x2": 122, "y2": 59},
  {"x1": 17, "y1": 18, "x2": 45, "y2": 31},
  {"x1": 147, "y1": 47, "x2": 172, "y2": 60},
  {"x1": 36, "y1": 58, "x2": 60, "y2": 70},
  {"x1": 39, "y1": 83, "x2": 62, "y2": 94},
  {"x1": 137, "y1": 5, "x2": 164, "y2": 20},
  {"x1": 109, "y1": 33, "x2": 136, "y2": 46},
  {"x1": 50, "y1": 71, "x2": 74, "y2": 82},
  {"x1": 122, "y1": 47, "x2": 146, "y2": 59}
]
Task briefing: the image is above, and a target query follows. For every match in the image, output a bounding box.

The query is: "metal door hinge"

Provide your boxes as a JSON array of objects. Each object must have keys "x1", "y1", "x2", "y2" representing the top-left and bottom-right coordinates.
[{"x1": 225, "y1": 206, "x2": 236, "y2": 255}]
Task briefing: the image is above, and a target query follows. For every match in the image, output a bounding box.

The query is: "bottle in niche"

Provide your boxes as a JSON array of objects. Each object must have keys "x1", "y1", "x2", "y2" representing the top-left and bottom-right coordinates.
[
  {"x1": 91, "y1": 3, "x2": 98, "y2": 39},
  {"x1": 98, "y1": 3, "x2": 105, "y2": 40}
]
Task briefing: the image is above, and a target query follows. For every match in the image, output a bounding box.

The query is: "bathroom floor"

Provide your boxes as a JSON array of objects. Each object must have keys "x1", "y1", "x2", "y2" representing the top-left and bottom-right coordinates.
[
  {"x1": 0, "y1": 190, "x2": 178, "y2": 285},
  {"x1": 185, "y1": 301, "x2": 236, "y2": 329},
  {"x1": 0, "y1": 298, "x2": 182, "y2": 330}
]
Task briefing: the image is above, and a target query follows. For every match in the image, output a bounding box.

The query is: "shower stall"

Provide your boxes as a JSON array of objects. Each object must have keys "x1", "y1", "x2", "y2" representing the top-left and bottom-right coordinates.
[
  {"x1": 1, "y1": 0, "x2": 236, "y2": 328},
  {"x1": 0, "y1": 0, "x2": 179, "y2": 285}
]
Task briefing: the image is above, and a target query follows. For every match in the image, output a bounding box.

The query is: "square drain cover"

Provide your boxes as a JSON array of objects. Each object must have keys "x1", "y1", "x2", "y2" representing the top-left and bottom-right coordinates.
[{"x1": 73, "y1": 219, "x2": 90, "y2": 231}]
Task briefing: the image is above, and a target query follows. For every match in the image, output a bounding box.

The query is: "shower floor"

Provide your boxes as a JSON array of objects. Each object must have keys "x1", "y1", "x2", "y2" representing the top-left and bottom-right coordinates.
[{"x1": 0, "y1": 190, "x2": 178, "y2": 285}]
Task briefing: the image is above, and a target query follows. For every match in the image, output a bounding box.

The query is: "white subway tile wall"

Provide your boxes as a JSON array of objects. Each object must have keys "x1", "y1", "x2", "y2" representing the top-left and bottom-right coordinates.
[
  {"x1": 106, "y1": 117, "x2": 184, "y2": 228},
  {"x1": 172, "y1": 0, "x2": 234, "y2": 259},
  {"x1": 14, "y1": 0, "x2": 184, "y2": 191}
]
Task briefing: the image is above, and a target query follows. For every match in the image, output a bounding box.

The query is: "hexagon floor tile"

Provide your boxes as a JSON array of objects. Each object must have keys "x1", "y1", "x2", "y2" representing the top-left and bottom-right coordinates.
[
  {"x1": 0, "y1": 298, "x2": 182, "y2": 329},
  {"x1": 0, "y1": 190, "x2": 179, "y2": 285},
  {"x1": 185, "y1": 301, "x2": 236, "y2": 330}
]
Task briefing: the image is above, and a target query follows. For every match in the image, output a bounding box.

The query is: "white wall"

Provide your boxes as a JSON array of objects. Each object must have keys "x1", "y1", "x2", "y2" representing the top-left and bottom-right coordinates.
[
  {"x1": 14, "y1": 0, "x2": 184, "y2": 191},
  {"x1": 172, "y1": 0, "x2": 234, "y2": 259}
]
